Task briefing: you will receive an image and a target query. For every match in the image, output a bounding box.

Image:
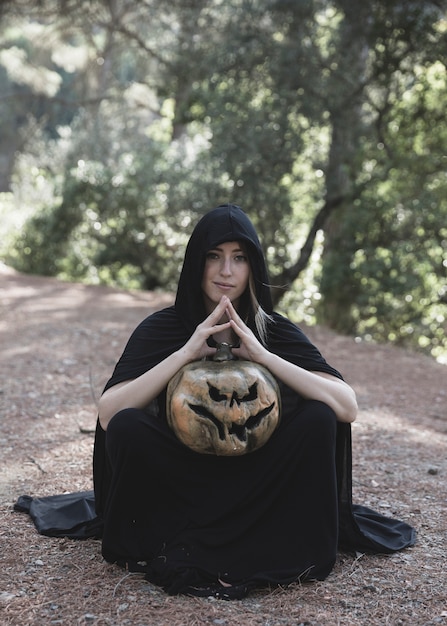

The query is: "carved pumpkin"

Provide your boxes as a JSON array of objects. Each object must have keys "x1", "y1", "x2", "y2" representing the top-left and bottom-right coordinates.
[{"x1": 166, "y1": 343, "x2": 281, "y2": 456}]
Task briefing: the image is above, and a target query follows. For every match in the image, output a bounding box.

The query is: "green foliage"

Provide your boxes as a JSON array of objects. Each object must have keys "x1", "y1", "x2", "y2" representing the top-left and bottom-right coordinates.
[
  {"x1": 0, "y1": 0, "x2": 446, "y2": 361},
  {"x1": 314, "y1": 0, "x2": 447, "y2": 361}
]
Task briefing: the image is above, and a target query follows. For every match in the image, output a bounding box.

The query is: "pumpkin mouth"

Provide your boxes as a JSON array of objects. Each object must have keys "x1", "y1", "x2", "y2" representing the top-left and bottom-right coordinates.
[{"x1": 188, "y1": 402, "x2": 277, "y2": 442}]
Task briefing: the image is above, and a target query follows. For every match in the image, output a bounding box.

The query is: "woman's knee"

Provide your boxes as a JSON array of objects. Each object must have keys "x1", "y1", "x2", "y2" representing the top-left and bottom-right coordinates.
[
  {"x1": 106, "y1": 408, "x2": 149, "y2": 451},
  {"x1": 296, "y1": 400, "x2": 337, "y2": 438}
]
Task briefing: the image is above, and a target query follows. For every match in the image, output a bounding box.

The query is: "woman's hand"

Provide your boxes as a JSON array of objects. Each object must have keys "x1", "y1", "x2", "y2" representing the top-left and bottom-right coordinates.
[
  {"x1": 180, "y1": 296, "x2": 233, "y2": 362},
  {"x1": 224, "y1": 298, "x2": 269, "y2": 364}
]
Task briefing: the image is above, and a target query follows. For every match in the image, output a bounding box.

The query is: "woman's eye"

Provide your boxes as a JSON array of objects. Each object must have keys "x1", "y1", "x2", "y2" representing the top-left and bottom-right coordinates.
[
  {"x1": 235, "y1": 255, "x2": 247, "y2": 262},
  {"x1": 206, "y1": 252, "x2": 220, "y2": 260}
]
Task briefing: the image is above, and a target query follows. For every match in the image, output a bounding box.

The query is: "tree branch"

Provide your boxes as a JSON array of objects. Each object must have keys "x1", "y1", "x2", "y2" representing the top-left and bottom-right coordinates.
[{"x1": 270, "y1": 194, "x2": 345, "y2": 306}]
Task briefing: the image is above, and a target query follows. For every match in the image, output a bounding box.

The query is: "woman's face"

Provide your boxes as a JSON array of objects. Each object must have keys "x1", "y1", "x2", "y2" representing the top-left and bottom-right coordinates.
[{"x1": 201, "y1": 241, "x2": 250, "y2": 314}]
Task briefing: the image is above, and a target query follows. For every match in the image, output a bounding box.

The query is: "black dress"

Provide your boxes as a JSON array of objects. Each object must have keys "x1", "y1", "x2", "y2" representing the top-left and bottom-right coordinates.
[{"x1": 15, "y1": 205, "x2": 416, "y2": 599}]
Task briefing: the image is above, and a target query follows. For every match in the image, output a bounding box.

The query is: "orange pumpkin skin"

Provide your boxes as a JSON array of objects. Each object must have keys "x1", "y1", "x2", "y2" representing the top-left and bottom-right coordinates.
[{"x1": 166, "y1": 346, "x2": 281, "y2": 456}]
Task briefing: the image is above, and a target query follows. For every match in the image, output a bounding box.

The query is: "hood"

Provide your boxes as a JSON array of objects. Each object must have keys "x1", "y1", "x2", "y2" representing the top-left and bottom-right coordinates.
[{"x1": 175, "y1": 204, "x2": 273, "y2": 333}]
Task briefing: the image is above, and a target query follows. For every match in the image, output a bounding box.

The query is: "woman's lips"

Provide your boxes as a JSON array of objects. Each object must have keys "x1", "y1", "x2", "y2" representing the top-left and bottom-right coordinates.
[{"x1": 214, "y1": 282, "x2": 234, "y2": 290}]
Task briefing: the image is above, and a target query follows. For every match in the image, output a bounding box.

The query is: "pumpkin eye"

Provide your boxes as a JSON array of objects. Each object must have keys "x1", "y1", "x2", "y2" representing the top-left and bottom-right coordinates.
[
  {"x1": 236, "y1": 382, "x2": 258, "y2": 405},
  {"x1": 208, "y1": 383, "x2": 227, "y2": 403},
  {"x1": 208, "y1": 382, "x2": 259, "y2": 406}
]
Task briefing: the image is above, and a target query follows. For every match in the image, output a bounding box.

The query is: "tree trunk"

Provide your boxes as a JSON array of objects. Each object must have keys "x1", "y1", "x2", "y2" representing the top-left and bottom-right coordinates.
[{"x1": 317, "y1": 3, "x2": 369, "y2": 332}]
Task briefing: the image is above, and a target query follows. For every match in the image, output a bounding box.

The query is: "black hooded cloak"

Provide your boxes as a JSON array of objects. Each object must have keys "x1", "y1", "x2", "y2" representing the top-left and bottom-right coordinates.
[{"x1": 15, "y1": 204, "x2": 415, "y2": 600}]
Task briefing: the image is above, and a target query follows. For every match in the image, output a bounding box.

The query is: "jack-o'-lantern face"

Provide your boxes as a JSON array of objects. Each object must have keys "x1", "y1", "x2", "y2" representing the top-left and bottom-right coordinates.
[{"x1": 166, "y1": 344, "x2": 281, "y2": 455}]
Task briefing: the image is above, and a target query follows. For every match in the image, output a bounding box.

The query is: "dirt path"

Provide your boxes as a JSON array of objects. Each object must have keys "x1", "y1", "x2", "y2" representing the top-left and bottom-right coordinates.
[{"x1": 1, "y1": 264, "x2": 446, "y2": 625}]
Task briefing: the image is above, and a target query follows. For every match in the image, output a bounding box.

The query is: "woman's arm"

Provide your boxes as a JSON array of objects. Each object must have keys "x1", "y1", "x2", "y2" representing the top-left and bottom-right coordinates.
[
  {"x1": 98, "y1": 297, "x2": 232, "y2": 429},
  {"x1": 256, "y1": 353, "x2": 357, "y2": 423},
  {"x1": 98, "y1": 350, "x2": 191, "y2": 430},
  {"x1": 226, "y1": 298, "x2": 358, "y2": 423}
]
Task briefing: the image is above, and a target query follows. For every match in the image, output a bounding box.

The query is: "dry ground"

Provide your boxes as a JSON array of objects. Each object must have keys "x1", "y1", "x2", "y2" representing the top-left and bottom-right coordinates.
[{"x1": 0, "y1": 263, "x2": 446, "y2": 626}]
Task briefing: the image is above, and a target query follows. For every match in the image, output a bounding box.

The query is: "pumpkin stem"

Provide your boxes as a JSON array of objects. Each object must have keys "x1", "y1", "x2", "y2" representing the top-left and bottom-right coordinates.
[{"x1": 213, "y1": 342, "x2": 236, "y2": 362}]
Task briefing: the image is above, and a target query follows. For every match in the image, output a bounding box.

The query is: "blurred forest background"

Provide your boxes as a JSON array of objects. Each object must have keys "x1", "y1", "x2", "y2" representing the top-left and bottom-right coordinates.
[{"x1": 0, "y1": 0, "x2": 446, "y2": 362}]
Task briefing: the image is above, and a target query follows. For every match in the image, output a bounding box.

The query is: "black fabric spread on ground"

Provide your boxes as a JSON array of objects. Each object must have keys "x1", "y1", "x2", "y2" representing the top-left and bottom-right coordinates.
[{"x1": 14, "y1": 492, "x2": 102, "y2": 539}]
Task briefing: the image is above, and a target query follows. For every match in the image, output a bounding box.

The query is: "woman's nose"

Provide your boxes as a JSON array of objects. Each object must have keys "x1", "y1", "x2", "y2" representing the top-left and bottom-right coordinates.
[{"x1": 220, "y1": 258, "x2": 232, "y2": 275}]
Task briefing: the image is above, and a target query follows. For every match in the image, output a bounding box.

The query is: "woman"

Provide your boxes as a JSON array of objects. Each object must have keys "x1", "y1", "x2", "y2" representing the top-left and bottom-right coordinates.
[{"x1": 92, "y1": 203, "x2": 414, "y2": 599}]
